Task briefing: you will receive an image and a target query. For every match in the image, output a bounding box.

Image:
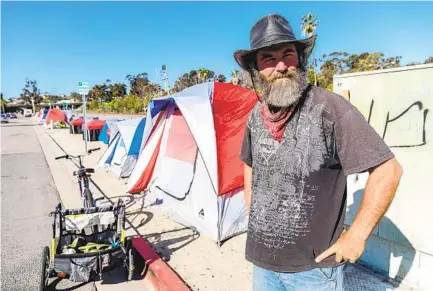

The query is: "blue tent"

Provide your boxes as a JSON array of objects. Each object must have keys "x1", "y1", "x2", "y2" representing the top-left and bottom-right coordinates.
[
  {"x1": 98, "y1": 119, "x2": 121, "y2": 144},
  {"x1": 97, "y1": 117, "x2": 146, "y2": 178}
]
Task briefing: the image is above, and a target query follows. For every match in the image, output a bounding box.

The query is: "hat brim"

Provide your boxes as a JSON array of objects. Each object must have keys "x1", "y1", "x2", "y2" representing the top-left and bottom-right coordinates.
[{"x1": 233, "y1": 34, "x2": 317, "y2": 70}]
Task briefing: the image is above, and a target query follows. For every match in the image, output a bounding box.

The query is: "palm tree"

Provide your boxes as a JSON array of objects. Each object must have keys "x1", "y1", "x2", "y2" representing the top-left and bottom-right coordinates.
[
  {"x1": 198, "y1": 68, "x2": 208, "y2": 83},
  {"x1": 301, "y1": 13, "x2": 319, "y2": 85},
  {"x1": 301, "y1": 13, "x2": 319, "y2": 38},
  {"x1": 231, "y1": 70, "x2": 240, "y2": 85}
]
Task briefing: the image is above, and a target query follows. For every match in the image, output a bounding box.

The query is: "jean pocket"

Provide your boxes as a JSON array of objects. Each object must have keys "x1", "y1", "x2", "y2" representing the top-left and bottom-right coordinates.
[{"x1": 317, "y1": 266, "x2": 337, "y2": 281}]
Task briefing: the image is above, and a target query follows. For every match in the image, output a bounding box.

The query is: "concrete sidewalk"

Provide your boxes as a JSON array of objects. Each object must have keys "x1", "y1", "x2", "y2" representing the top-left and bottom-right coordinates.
[{"x1": 34, "y1": 120, "x2": 418, "y2": 291}]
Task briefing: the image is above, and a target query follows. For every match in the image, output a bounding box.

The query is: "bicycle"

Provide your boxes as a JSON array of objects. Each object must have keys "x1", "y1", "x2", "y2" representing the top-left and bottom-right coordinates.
[{"x1": 55, "y1": 148, "x2": 101, "y2": 208}]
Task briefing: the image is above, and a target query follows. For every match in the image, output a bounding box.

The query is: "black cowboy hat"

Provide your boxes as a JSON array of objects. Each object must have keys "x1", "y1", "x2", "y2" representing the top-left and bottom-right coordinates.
[{"x1": 233, "y1": 14, "x2": 317, "y2": 70}]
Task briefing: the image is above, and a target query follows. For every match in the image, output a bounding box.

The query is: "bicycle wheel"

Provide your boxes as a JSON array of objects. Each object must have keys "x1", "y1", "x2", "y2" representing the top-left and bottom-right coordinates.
[
  {"x1": 39, "y1": 246, "x2": 50, "y2": 291},
  {"x1": 125, "y1": 238, "x2": 135, "y2": 281},
  {"x1": 84, "y1": 188, "x2": 94, "y2": 208}
]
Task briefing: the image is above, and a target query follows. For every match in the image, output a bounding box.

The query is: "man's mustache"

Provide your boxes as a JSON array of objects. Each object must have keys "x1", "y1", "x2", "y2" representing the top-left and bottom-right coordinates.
[{"x1": 265, "y1": 69, "x2": 298, "y2": 82}]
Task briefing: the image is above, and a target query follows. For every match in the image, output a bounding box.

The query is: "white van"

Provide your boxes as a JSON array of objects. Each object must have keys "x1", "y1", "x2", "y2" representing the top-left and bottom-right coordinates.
[{"x1": 24, "y1": 109, "x2": 33, "y2": 117}]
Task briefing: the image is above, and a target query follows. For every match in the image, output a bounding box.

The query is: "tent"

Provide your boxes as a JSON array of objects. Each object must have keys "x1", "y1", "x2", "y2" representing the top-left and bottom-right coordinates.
[
  {"x1": 40, "y1": 108, "x2": 49, "y2": 121},
  {"x1": 98, "y1": 119, "x2": 122, "y2": 144},
  {"x1": 44, "y1": 108, "x2": 68, "y2": 126},
  {"x1": 98, "y1": 117, "x2": 147, "y2": 178},
  {"x1": 83, "y1": 119, "x2": 106, "y2": 141},
  {"x1": 69, "y1": 117, "x2": 83, "y2": 134},
  {"x1": 126, "y1": 82, "x2": 258, "y2": 244}
]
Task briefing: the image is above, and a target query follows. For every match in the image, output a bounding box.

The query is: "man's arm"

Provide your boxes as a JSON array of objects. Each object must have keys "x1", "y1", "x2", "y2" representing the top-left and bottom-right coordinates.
[
  {"x1": 316, "y1": 157, "x2": 403, "y2": 263},
  {"x1": 244, "y1": 164, "x2": 252, "y2": 213},
  {"x1": 348, "y1": 157, "x2": 403, "y2": 242}
]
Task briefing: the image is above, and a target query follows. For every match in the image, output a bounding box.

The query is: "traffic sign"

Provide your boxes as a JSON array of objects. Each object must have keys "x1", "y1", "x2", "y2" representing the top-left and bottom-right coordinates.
[{"x1": 78, "y1": 81, "x2": 88, "y2": 88}]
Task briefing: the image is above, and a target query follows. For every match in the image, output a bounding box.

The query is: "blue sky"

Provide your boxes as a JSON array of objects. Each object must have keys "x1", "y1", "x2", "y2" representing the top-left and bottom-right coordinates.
[{"x1": 2, "y1": 1, "x2": 433, "y2": 99}]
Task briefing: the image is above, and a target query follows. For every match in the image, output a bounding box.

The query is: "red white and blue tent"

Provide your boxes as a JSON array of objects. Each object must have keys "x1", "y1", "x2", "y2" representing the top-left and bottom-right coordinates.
[{"x1": 126, "y1": 82, "x2": 258, "y2": 244}]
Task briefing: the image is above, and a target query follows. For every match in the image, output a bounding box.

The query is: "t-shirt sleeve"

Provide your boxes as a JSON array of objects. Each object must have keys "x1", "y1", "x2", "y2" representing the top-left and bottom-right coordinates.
[
  {"x1": 335, "y1": 108, "x2": 395, "y2": 176},
  {"x1": 240, "y1": 121, "x2": 253, "y2": 167}
]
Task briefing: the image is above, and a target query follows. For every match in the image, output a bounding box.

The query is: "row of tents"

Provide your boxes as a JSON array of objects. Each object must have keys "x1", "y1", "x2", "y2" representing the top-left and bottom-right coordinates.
[{"x1": 39, "y1": 82, "x2": 259, "y2": 244}]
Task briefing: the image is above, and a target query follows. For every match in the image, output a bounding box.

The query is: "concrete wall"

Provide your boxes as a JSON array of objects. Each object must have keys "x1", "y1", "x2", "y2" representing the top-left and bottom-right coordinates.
[{"x1": 333, "y1": 64, "x2": 433, "y2": 290}]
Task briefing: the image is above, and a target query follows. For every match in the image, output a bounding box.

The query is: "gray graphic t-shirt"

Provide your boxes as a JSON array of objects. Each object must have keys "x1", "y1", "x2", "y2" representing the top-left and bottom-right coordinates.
[{"x1": 240, "y1": 86, "x2": 394, "y2": 272}]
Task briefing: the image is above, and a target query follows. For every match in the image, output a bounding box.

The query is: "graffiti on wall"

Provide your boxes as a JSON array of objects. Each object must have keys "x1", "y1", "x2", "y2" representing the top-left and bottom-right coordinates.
[
  {"x1": 365, "y1": 99, "x2": 429, "y2": 148},
  {"x1": 343, "y1": 81, "x2": 431, "y2": 149}
]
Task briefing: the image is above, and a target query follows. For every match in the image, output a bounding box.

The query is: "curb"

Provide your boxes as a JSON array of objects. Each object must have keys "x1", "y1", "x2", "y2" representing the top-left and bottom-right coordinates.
[{"x1": 133, "y1": 237, "x2": 191, "y2": 291}]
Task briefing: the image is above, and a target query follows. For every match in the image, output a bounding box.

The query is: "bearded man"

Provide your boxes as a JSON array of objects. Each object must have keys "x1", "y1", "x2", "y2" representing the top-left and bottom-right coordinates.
[{"x1": 234, "y1": 14, "x2": 403, "y2": 291}]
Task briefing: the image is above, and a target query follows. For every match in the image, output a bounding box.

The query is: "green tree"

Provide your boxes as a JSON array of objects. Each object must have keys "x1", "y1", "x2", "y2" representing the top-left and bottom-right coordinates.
[
  {"x1": 68, "y1": 92, "x2": 82, "y2": 101},
  {"x1": 197, "y1": 68, "x2": 215, "y2": 82},
  {"x1": 172, "y1": 68, "x2": 216, "y2": 93},
  {"x1": 21, "y1": 79, "x2": 42, "y2": 104},
  {"x1": 315, "y1": 52, "x2": 402, "y2": 91},
  {"x1": 198, "y1": 68, "x2": 208, "y2": 83},
  {"x1": 126, "y1": 73, "x2": 148, "y2": 97},
  {"x1": 109, "y1": 83, "x2": 127, "y2": 98},
  {"x1": 88, "y1": 84, "x2": 107, "y2": 101},
  {"x1": 425, "y1": 56, "x2": 433, "y2": 64},
  {"x1": 215, "y1": 74, "x2": 227, "y2": 82},
  {"x1": 88, "y1": 99, "x2": 100, "y2": 110},
  {"x1": 301, "y1": 13, "x2": 319, "y2": 85},
  {"x1": 109, "y1": 99, "x2": 122, "y2": 113}
]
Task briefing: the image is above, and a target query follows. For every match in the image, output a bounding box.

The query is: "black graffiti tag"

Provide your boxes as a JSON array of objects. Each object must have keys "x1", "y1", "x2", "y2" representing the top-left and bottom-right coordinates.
[{"x1": 366, "y1": 100, "x2": 429, "y2": 148}]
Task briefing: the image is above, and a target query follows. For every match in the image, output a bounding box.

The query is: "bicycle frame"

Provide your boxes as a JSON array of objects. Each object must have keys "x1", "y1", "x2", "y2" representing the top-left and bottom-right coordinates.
[
  {"x1": 55, "y1": 148, "x2": 100, "y2": 209},
  {"x1": 77, "y1": 162, "x2": 92, "y2": 208}
]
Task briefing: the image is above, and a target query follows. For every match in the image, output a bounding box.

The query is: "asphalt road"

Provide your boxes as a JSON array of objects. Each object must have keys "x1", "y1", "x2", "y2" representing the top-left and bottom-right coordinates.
[{"x1": 1, "y1": 117, "x2": 96, "y2": 291}]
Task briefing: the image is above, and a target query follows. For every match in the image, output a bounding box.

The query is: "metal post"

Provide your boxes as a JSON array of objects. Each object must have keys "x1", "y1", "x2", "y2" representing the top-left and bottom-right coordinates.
[{"x1": 82, "y1": 92, "x2": 88, "y2": 152}]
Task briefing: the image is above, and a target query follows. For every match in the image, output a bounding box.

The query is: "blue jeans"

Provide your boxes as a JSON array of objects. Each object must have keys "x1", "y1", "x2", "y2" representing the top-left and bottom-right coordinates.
[{"x1": 253, "y1": 264, "x2": 345, "y2": 291}]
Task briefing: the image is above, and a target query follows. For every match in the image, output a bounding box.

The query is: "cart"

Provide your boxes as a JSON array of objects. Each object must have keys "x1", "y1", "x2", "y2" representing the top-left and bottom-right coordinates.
[{"x1": 40, "y1": 199, "x2": 134, "y2": 290}]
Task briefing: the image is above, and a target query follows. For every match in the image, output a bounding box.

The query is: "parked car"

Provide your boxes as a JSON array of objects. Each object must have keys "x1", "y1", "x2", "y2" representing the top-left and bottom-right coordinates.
[
  {"x1": 24, "y1": 109, "x2": 33, "y2": 117},
  {"x1": 10, "y1": 113, "x2": 18, "y2": 119},
  {"x1": 0, "y1": 114, "x2": 9, "y2": 123}
]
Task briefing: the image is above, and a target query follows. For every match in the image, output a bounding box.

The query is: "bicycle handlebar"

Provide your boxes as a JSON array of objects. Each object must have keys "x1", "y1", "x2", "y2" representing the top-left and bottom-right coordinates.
[
  {"x1": 87, "y1": 147, "x2": 100, "y2": 154},
  {"x1": 54, "y1": 148, "x2": 100, "y2": 160},
  {"x1": 55, "y1": 155, "x2": 69, "y2": 160}
]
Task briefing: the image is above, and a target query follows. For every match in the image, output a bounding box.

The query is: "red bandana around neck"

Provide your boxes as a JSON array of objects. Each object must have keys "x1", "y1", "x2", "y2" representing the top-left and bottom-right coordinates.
[{"x1": 260, "y1": 103, "x2": 296, "y2": 142}]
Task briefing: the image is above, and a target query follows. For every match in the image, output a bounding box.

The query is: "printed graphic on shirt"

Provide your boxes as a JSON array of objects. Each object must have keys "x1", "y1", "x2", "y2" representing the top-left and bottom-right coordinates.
[{"x1": 248, "y1": 94, "x2": 335, "y2": 254}]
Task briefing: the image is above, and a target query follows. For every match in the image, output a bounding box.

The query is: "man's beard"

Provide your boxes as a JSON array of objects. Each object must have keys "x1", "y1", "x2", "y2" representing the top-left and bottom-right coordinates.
[{"x1": 251, "y1": 68, "x2": 308, "y2": 108}]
